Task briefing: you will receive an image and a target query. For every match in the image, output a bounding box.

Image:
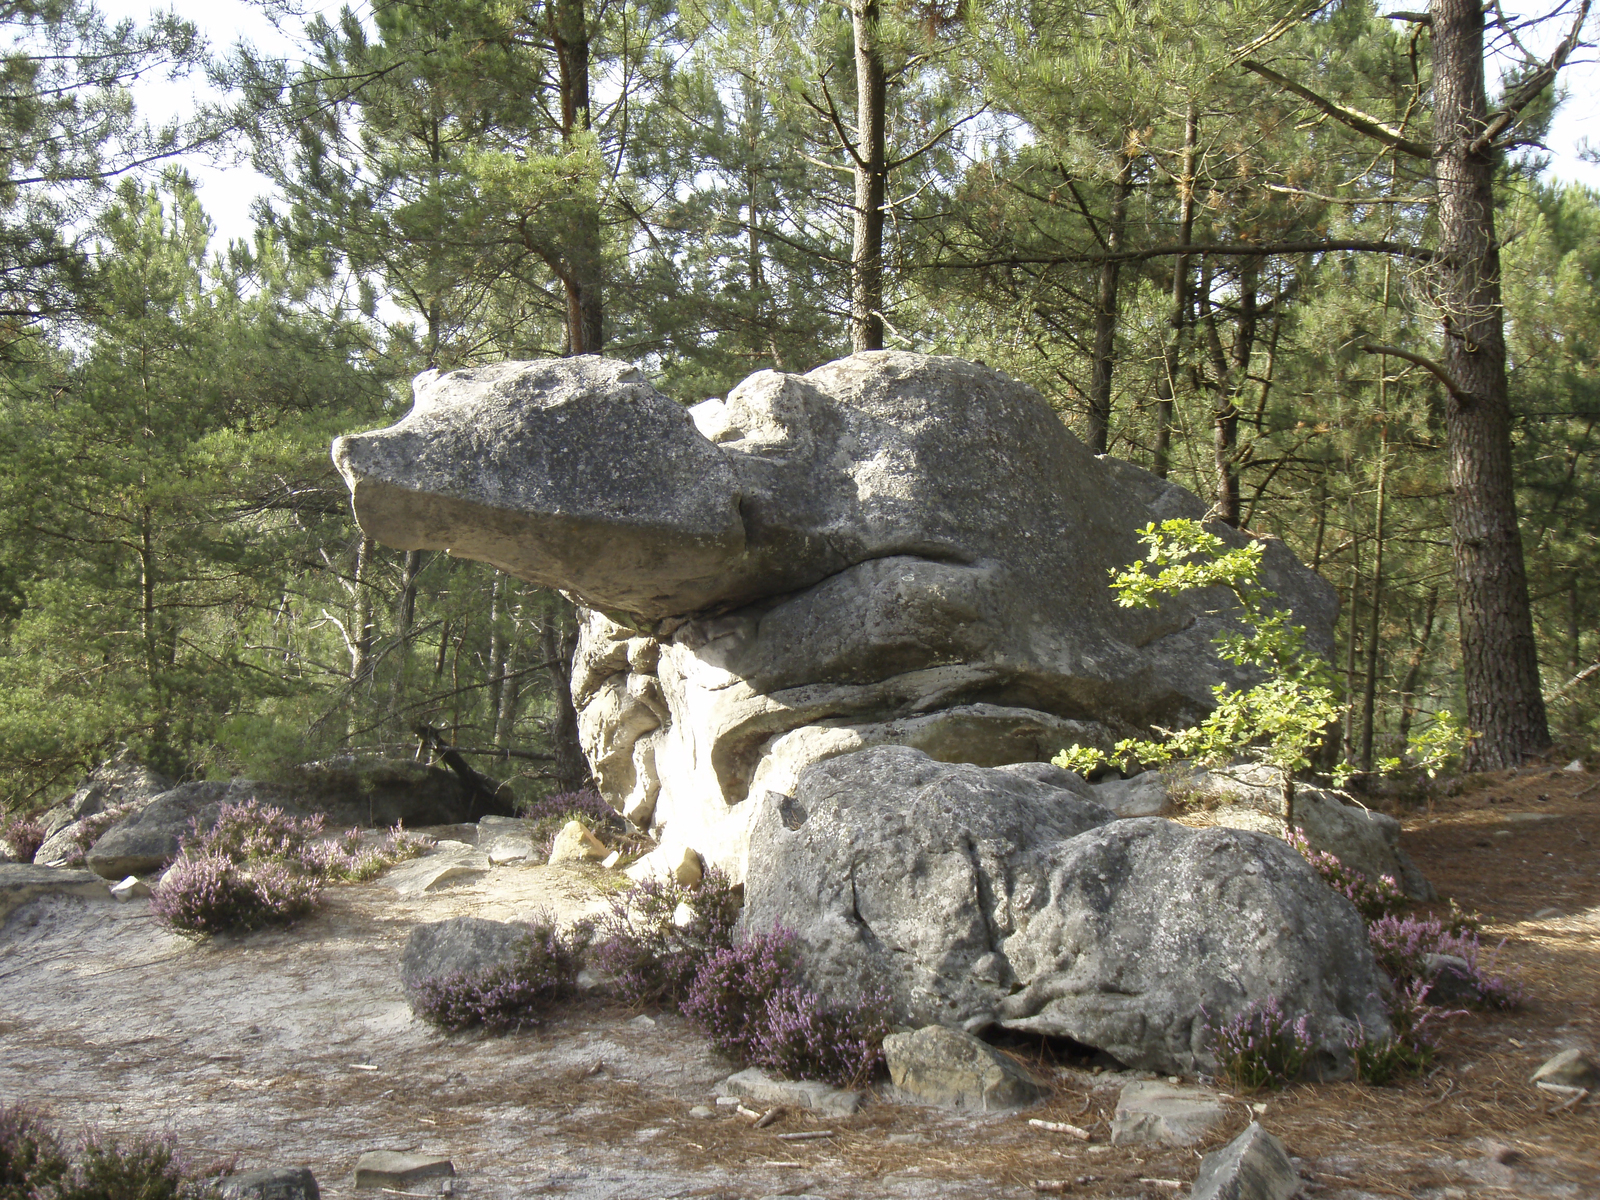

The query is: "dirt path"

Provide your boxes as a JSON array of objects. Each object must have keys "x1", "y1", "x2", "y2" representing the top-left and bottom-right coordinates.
[{"x1": 2, "y1": 778, "x2": 1598, "y2": 1200}]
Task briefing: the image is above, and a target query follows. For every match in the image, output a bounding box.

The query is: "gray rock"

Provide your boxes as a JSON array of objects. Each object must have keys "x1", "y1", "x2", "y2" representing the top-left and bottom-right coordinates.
[
  {"x1": 485, "y1": 835, "x2": 534, "y2": 865},
  {"x1": 1421, "y1": 953, "x2": 1481, "y2": 1007},
  {"x1": 399, "y1": 916, "x2": 528, "y2": 1009},
  {"x1": 1186, "y1": 765, "x2": 1434, "y2": 900},
  {"x1": 384, "y1": 842, "x2": 489, "y2": 897},
  {"x1": 0, "y1": 863, "x2": 114, "y2": 923},
  {"x1": 743, "y1": 747, "x2": 1391, "y2": 1076},
  {"x1": 716, "y1": 1068, "x2": 863, "y2": 1117},
  {"x1": 48, "y1": 754, "x2": 173, "y2": 837},
  {"x1": 882, "y1": 1026, "x2": 1045, "y2": 1111},
  {"x1": 279, "y1": 757, "x2": 515, "y2": 827},
  {"x1": 82, "y1": 780, "x2": 269, "y2": 879},
  {"x1": 688, "y1": 1105, "x2": 716, "y2": 1119},
  {"x1": 109, "y1": 875, "x2": 152, "y2": 902},
  {"x1": 1190, "y1": 1123, "x2": 1300, "y2": 1200},
  {"x1": 219, "y1": 1166, "x2": 320, "y2": 1200},
  {"x1": 32, "y1": 819, "x2": 93, "y2": 868},
  {"x1": 1110, "y1": 1081, "x2": 1227, "y2": 1145},
  {"x1": 351, "y1": 1151, "x2": 453, "y2": 1190},
  {"x1": 547, "y1": 820, "x2": 605, "y2": 865},
  {"x1": 1529, "y1": 1048, "x2": 1600, "y2": 1089},
  {"x1": 335, "y1": 352, "x2": 1336, "y2": 875},
  {"x1": 1090, "y1": 772, "x2": 1171, "y2": 818}
]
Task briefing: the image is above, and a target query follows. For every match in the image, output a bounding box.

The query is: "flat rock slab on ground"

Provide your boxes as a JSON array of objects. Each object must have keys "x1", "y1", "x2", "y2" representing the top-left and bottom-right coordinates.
[
  {"x1": 1110, "y1": 1080, "x2": 1228, "y2": 1145},
  {"x1": 883, "y1": 1026, "x2": 1045, "y2": 1112},
  {"x1": 219, "y1": 1166, "x2": 321, "y2": 1200},
  {"x1": 1190, "y1": 1122, "x2": 1300, "y2": 1200},
  {"x1": 716, "y1": 1068, "x2": 862, "y2": 1117},
  {"x1": 352, "y1": 1151, "x2": 453, "y2": 1189},
  {"x1": 383, "y1": 843, "x2": 489, "y2": 897},
  {"x1": 0, "y1": 863, "x2": 112, "y2": 922}
]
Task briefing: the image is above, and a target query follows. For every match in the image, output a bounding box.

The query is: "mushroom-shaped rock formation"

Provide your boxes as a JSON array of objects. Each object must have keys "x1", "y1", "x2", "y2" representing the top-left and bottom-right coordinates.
[{"x1": 334, "y1": 352, "x2": 1337, "y2": 875}]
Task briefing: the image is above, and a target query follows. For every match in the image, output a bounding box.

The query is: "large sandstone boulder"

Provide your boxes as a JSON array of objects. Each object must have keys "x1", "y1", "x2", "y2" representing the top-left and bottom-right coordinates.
[
  {"x1": 742, "y1": 747, "x2": 1391, "y2": 1076},
  {"x1": 399, "y1": 916, "x2": 529, "y2": 1010},
  {"x1": 36, "y1": 753, "x2": 173, "y2": 840},
  {"x1": 334, "y1": 353, "x2": 1336, "y2": 874}
]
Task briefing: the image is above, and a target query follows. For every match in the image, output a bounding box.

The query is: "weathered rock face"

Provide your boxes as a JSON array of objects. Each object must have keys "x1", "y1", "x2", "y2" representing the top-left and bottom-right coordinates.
[
  {"x1": 399, "y1": 916, "x2": 528, "y2": 1010},
  {"x1": 742, "y1": 747, "x2": 1391, "y2": 1076},
  {"x1": 335, "y1": 353, "x2": 1336, "y2": 873}
]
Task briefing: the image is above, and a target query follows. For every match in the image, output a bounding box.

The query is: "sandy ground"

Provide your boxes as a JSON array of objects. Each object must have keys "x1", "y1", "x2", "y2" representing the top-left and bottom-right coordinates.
[{"x1": 2, "y1": 769, "x2": 1598, "y2": 1200}]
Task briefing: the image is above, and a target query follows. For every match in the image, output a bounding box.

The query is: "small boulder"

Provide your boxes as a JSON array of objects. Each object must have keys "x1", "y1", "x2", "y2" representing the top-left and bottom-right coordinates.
[
  {"x1": 486, "y1": 836, "x2": 534, "y2": 865},
  {"x1": 717, "y1": 1067, "x2": 862, "y2": 1118},
  {"x1": 1190, "y1": 1122, "x2": 1300, "y2": 1200},
  {"x1": 218, "y1": 1166, "x2": 321, "y2": 1200},
  {"x1": 1529, "y1": 1048, "x2": 1600, "y2": 1090},
  {"x1": 882, "y1": 1026, "x2": 1045, "y2": 1111},
  {"x1": 1110, "y1": 1080, "x2": 1228, "y2": 1146},
  {"x1": 351, "y1": 1151, "x2": 453, "y2": 1190},
  {"x1": 383, "y1": 843, "x2": 488, "y2": 896},
  {"x1": 109, "y1": 875, "x2": 152, "y2": 902},
  {"x1": 547, "y1": 820, "x2": 606, "y2": 865},
  {"x1": 83, "y1": 780, "x2": 274, "y2": 879},
  {"x1": 1089, "y1": 772, "x2": 1171, "y2": 818},
  {"x1": 400, "y1": 916, "x2": 528, "y2": 1010}
]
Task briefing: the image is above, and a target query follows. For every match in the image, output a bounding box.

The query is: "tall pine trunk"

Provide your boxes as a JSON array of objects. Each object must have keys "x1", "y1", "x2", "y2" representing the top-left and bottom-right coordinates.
[
  {"x1": 1432, "y1": 0, "x2": 1550, "y2": 767},
  {"x1": 549, "y1": 0, "x2": 603, "y2": 354},
  {"x1": 850, "y1": 0, "x2": 887, "y2": 353},
  {"x1": 1153, "y1": 104, "x2": 1197, "y2": 479},
  {"x1": 1086, "y1": 151, "x2": 1134, "y2": 455}
]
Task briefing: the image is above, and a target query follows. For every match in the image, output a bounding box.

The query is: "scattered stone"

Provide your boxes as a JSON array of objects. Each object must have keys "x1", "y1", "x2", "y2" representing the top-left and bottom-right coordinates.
[
  {"x1": 1110, "y1": 1081, "x2": 1228, "y2": 1146},
  {"x1": 486, "y1": 836, "x2": 534, "y2": 865},
  {"x1": 219, "y1": 1166, "x2": 321, "y2": 1200},
  {"x1": 399, "y1": 917, "x2": 530, "y2": 1011},
  {"x1": 672, "y1": 846, "x2": 702, "y2": 886},
  {"x1": 574, "y1": 968, "x2": 602, "y2": 993},
  {"x1": 717, "y1": 1067, "x2": 862, "y2": 1118},
  {"x1": 384, "y1": 843, "x2": 489, "y2": 897},
  {"x1": 688, "y1": 1105, "x2": 715, "y2": 1120},
  {"x1": 629, "y1": 1014, "x2": 657, "y2": 1029},
  {"x1": 1564, "y1": 759, "x2": 1585, "y2": 773},
  {"x1": 477, "y1": 815, "x2": 526, "y2": 834},
  {"x1": 0, "y1": 864, "x2": 116, "y2": 922},
  {"x1": 351, "y1": 1151, "x2": 453, "y2": 1190},
  {"x1": 882, "y1": 1026, "x2": 1045, "y2": 1111},
  {"x1": 547, "y1": 820, "x2": 606, "y2": 866},
  {"x1": 109, "y1": 875, "x2": 151, "y2": 902},
  {"x1": 1529, "y1": 1048, "x2": 1600, "y2": 1089},
  {"x1": 744, "y1": 746, "x2": 1391, "y2": 1076},
  {"x1": 1190, "y1": 1123, "x2": 1300, "y2": 1200},
  {"x1": 1532, "y1": 908, "x2": 1567, "y2": 921},
  {"x1": 1421, "y1": 954, "x2": 1480, "y2": 1006},
  {"x1": 1089, "y1": 772, "x2": 1171, "y2": 818},
  {"x1": 337, "y1": 353, "x2": 1336, "y2": 877},
  {"x1": 601, "y1": 849, "x2": 623, "y2": 869}
]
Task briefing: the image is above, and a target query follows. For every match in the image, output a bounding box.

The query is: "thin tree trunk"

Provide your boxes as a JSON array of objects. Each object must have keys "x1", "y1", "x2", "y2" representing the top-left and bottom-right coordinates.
[
  {"x1": 351, "y1": 535, "x2": 375, "y2": 687},
  {"x1": 1343, "y1": 514, "x2": 1361, "y2": 762},
  {"x1": 1360, "y1": 430, "x2": 1388, "y2": 771},
  {"x1": 1086, "y1": 151, "x2": 1134, "y2": 455},
  {"x1": 388, "y1": 549, "x2": 426, "y2": 723},
  {"x1": 487, "y1": 571, "x2": 507, "y2": 736},
  {"x1": 541, "y1": 598, "x2": 589, "y2": 791},
  {"x1": 1433, "y1": 0, "x2": 1550, "y2": 767},
  {"x1": 850, "y1": 0, "x2": 887, "y2": 353},
  {"x1": 549, "y1": 0, "x2": 602, "y2": 354},
  {"x1": 1154, "y1": 103, "x2": 1198, "y2": 479},
  {"x1": 1397, "y1": 586, "x2": 1440, "y2": 747},
  {"x1": 1201, "y1": 255, "x2": 1255, "y2": 526}
]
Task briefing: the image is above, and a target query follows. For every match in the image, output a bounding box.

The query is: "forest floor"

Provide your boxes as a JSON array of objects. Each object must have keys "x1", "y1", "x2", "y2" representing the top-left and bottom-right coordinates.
[{"x1": 0, "y1": 765, "x2": 1596, "y2": 1200}]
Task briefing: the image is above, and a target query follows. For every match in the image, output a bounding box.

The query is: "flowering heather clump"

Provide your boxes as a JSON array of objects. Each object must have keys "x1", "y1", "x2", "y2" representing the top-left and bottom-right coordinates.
[
  {"x1": 754, "y1": 984, "x2": 896, "y2": 1088},
  {"x1": 1205, "y1": 998, "x2": 1315, "y2": 1090},
  {"x1": 1347, "y1": 979, "x2": 1468, "y2": 1085},
  {"x1": 0, "y1": 1103, "x2": 68, "y2": 1195},
  {"x1": 0, "y1": 1106, "x2": 213, "y2": 1200},
  {"x1": 682, "y1": 929, "x2": 800, "y2": 1060},
  {"x1": 1286, "y1": 831, "x2": 1405, "y2": 922},
  {"x1": 0, "y1": 814, "x2": 47, "y2": 863},
  {"x1": 412, "y1": 918, "x2": 590, "y2": 1032},
  {"x1": 520, "y1": 787, "x2": 615, "y2": 827},
  {"x1": 151, "y1": 800, "x2": 427, "y2": 938},
  {"x1": 150, "y1": 853, "x2": 322, "y2": 937},
  {"x1": 591, "y1": 867, "x2": 743, "y2": 1005},
  {"x1": 1367, "y1": 913, "x2": 1524, "y2": 1009}
]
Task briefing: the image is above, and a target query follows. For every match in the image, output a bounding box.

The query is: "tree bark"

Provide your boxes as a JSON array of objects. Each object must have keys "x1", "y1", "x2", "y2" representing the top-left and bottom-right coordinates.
[
  {"x1": 1432, "y1": 0, "x2": 1550, "y2": 767},
  {"x1": 1153, "y1": 104, "x2": 1198, "y2": 479},
  {"x1": 1085, "y1": 151, "x2": 1134, "y2": 454},
  {"x1": 1397, "y1": 586, "x2": 1440, "y2": 748},
  {"x1": 850, "y1": 0, "x2": 887, "y2": 353},
  {"x1": 540, "y1": 597, "x2": 589, "y2": 791},
  {"x1": 1359, "y1": 432, "x2": 1387, "y2": 771},
  {"x1": 548, "y1": 0, "x2": 603, "y2": 354}
]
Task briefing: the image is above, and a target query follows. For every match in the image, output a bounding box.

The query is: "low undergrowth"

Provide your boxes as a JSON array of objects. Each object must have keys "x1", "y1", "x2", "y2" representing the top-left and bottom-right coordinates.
[
  {"x1": 412, "y1": 869, "x2": 895, "y2": 1088},
  {"x1": 411, "y1": 916, "x2": 590, "y2": 1033},
  {"x1": 0, "y1": 813, "x2": 46, "y2": 862},
  {"x1": 0, "y1": 1102, "x2": 222, "y2": 1199},
  {"x1": 1211, "y1": 839, "x2": 1524, "y2": 1090},
  {"x1": 519, "y1": 787, "x2": 623, "y2": 858},
  {"x1": 151, "y1": 800, "x2": 428, "y2": 938}
]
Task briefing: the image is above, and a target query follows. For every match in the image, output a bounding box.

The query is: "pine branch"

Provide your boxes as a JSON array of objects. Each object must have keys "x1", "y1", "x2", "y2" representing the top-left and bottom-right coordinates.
[
  {"x1": 1470, "y1": 0, "x2": 1592, "y2": 155},
  {"x1": 1240, "y1": 60, "x2": 1435, "y2": 159},
  {"x1": 1359, "y1": 344, "x2": 1473, "y2": 402}
]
